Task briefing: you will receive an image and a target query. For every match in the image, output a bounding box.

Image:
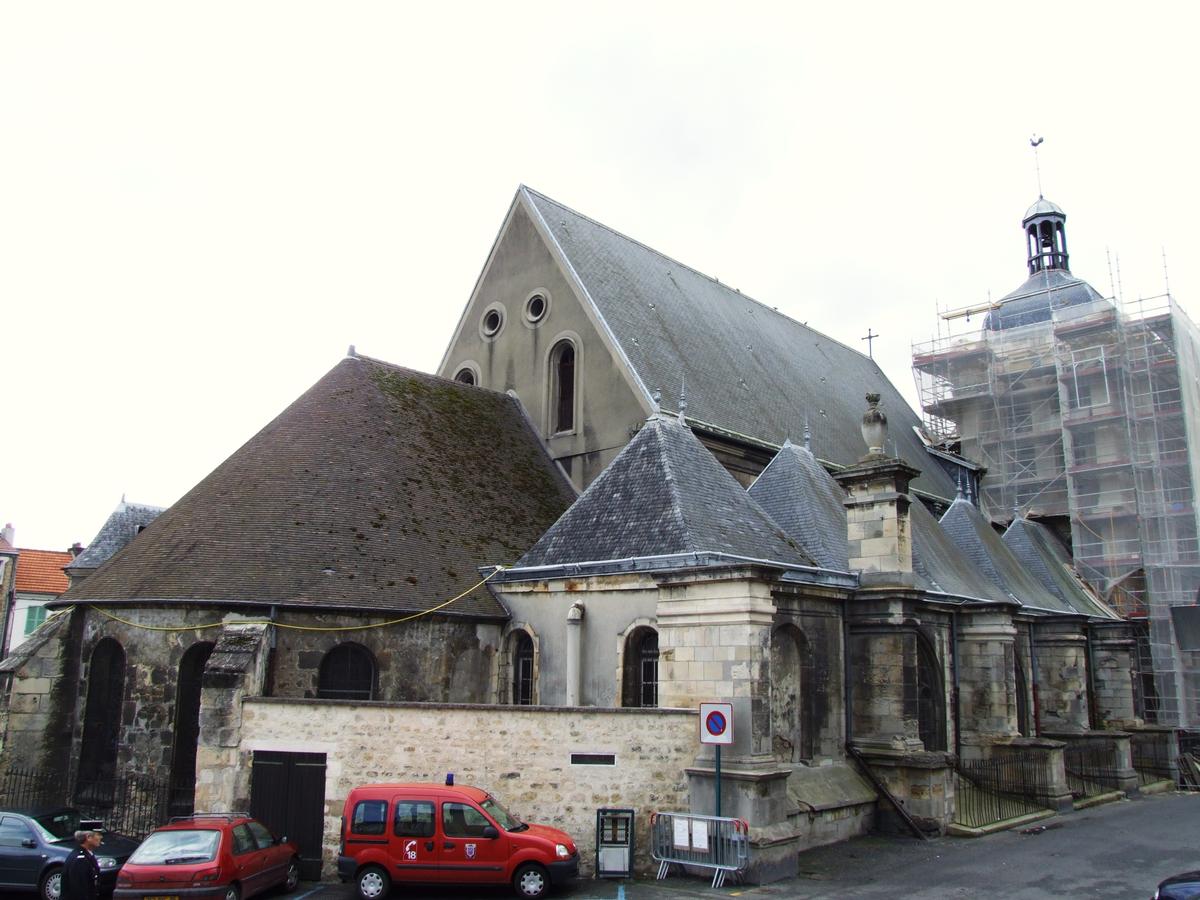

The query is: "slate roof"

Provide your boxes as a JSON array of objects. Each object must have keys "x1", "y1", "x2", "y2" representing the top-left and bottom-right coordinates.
[
  {"x1": 14, "y1": 549, "x2": 72, "y2": 595},
  {"x1": 983, "y1": 268, "x2": 1107, "y2": 331},
  {"x1": 748, "y1": 439, "x2": 848, "y2": 570},
  {"x1": 521, "y1": 187, "x2": 959, "y2": 501},
  {"x1": 514, "y1": 413, "x2": 814, "y2": 569},
  {"x1": 57, "y1": 356, "x2": 577, "y2": 616},
  {"x1": 938, "y1": 497, "x2": 1078, "y2": 613},
  {"x1": 1003, "y1": 517, "x2": 1116, "y2": 618},
  {"x1": 910, "y1": 500, "x2": 1013, "y2": 603},
  {"x1": 66, "y1": 501, "x2": 164, "y2": 574}
]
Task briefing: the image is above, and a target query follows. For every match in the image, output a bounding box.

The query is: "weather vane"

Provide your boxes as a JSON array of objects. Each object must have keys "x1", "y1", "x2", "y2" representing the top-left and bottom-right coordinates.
[{"x1": 1030, "y1": 134, "x2": 1045, "y2": 197}]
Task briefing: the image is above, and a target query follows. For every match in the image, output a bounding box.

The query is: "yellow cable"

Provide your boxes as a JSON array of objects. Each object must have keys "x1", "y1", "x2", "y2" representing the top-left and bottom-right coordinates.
[{"x1": 81, "y1": 567, "x2": 507, "y2": 634}]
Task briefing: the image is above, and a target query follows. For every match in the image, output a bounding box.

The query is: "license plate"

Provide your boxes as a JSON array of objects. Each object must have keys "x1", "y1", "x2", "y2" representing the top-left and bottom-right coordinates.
[{"x1": 145, "y1": 895, "x2": 179, "y2": 900}]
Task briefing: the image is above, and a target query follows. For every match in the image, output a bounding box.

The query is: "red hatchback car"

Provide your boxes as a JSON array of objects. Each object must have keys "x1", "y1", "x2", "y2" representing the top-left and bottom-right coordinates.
[{"x1": 114, "y1": 814, "x2": 300, "y2": 900}]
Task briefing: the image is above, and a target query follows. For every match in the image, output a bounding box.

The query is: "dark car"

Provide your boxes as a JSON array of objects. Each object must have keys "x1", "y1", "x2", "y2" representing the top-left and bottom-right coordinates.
[
  {"x1": 1156, "y1": 871, "x2": 1200, "y2": 899},
  {"x1": 114, "y1": 814, "x2": 299, "y2": 900},
  {"x1": 0, "y1": 806, "x2": 140, "y2": 900}
]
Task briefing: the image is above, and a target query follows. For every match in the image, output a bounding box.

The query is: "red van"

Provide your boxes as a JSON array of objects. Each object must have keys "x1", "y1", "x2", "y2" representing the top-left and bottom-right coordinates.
[{"x1": 337, "y1": 782, "x2": 578, "y2": 899}]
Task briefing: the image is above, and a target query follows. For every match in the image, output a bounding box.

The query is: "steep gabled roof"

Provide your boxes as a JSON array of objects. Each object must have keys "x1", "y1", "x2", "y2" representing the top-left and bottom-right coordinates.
[
  {"x1": 910, "y1": 501, "x2": 1012, "y2": 603},
  {"x1": 58, "y1": 356, "x2": 577, "y2": 616},
  {"x1": 66, "y1": 500, "x2": 164, "y2": 574},
  {"x1": 515, "y1": 413, "x2": 814, "y2": 569},
  {"x1": 748, "y1": 439, "x2": 848, "y2": 571},
  {"x1": 520, "y1": 187, "x2": 958, "y2": 501},
  {"x1": 14, "y1": 549, "x2": 72, "y2": 595},
  {"x1": 938, "y1": 497, "x2": 1077, "y2": 613},
  {"x1": 1003, "y1": 517, "x2": 1117, "y2": 618}
]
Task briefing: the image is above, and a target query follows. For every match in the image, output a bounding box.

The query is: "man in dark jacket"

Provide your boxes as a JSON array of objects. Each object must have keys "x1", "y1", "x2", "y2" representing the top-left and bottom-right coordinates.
[{"x1": 62, "y1": 830, "x2": 101, "y2": 900}]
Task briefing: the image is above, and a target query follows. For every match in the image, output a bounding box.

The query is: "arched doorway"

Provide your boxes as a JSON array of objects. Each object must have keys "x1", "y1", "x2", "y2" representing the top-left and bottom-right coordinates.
[
  {"x1": 169, "y1": 642, "x2": 215, "y2": 816},
  {"x1": 770, "y1": 625, "x2": 814, "y2": 762},
  {"x1": 77, "y1": 639, "x2": 127, "y2": 797}
]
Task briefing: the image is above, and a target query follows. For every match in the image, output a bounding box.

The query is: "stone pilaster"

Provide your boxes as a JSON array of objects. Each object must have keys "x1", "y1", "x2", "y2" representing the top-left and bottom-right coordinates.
[
  {"x1": 956, "y1": 610, "x2": 1020, "y2": 757},
  {"x1": 1031, "y1": 618, "x2": 1092, "y2": 732},
  {"x1": 1089, "y1": 621, "x2": 1141, "y2": 729},
  {"x1": 834, "y1": 458, "x2": 921, "y2": 587}
]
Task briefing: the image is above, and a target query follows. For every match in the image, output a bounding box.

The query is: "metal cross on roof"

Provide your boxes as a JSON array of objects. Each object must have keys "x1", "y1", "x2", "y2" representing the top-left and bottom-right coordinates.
[{"x1": 861, "y1": 328, "x2": 879, "y2": 358}]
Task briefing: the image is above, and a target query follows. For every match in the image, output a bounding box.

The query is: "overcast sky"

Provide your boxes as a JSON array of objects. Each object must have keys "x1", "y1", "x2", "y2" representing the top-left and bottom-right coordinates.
[{"x1": 4, "y1": 2, "x2": 1198, "y2": 552}]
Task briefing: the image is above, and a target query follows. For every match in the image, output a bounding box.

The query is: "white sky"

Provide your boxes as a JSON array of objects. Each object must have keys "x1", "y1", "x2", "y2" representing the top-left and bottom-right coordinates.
[{"x1": 4, "y1": 1, "x2": 1198, "y2": 551}]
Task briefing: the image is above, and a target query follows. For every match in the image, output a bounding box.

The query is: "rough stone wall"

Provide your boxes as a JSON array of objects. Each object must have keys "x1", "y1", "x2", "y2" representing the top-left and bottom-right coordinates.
[
  {"x1": 268, "y1": 611, "x2": 500, "y2": 703},
  {"x1": 1033, "y1": 620, "x2": 1092, "y2": 732},
  {"x1": 1090, "y1": 623, "x2": 1140, "y2": 728},
  {"x1": 771, "y1": 598, "x2": 845, "y2": 762},
  {"x1": 848, "y1": 630, "x2": 910, "y2": 744},
  {"x1": 222, "y1": 698, "x2": 696, "y2": 878},
  {"x1": 956, "y1": 610, "x2": 1019, "y2": 755}
]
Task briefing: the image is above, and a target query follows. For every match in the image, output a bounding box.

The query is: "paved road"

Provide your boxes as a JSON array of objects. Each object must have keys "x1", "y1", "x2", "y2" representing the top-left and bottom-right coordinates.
[{"x1": 300, "y1": 790, "x2": 1199, "y2": 900}]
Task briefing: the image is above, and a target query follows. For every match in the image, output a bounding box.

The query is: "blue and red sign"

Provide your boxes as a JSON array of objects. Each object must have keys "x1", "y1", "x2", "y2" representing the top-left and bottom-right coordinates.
[{"x1": 699, "y1": 702, "x2": 734, "y2": 745}]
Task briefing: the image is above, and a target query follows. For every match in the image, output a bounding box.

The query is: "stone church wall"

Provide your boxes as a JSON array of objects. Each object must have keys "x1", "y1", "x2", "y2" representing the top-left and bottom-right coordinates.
[{"x1": 208, "y1": 698, "x2": 697, "y2": 878}]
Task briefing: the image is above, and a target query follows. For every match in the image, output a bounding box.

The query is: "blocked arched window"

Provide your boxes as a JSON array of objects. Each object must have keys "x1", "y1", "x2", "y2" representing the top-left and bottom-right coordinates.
[
  {"x1": 621, "y1": 627, "x2": 658, "y2": 708},
  {"x1": 549, "y1": 340, "x2": 576, "y2": 433},
  {"x1": 77, "y1": 638, "x2": 127, "y2": 791},
  {"x1": 511, "y1": 631, "x2": 535, "y2": 705},
  {"x1": 770, "y1": 624, "x2": 816, "y2": 762},
  {"x1": 318, "y1": 643, "x2": 376, "y2": 701},
  {"x1": 915, "y1": 634, "x2": 947, "y2": 752},
  {"x1": 169, "y1": 641, "x2": 215, "y2": 817}
]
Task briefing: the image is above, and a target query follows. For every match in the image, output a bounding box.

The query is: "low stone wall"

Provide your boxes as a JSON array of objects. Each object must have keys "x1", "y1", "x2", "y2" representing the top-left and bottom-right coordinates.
[{"x1": 209, "y1": 698, "x2": 698, "y2": 879}]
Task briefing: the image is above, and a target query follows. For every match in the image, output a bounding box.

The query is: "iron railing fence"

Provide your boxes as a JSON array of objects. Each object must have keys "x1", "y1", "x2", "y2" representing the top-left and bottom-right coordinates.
[
  {"x1": 1063, "y1": 738, "x2": 1122, "y2": 800},
  {"x1": 0, "y1": 767, "x2": 176, "y2": 839},
  {"x1": 952, "y1": 751, "x2": 1055, "y2": 829},
  {"x1": 1129, "y1": 732, "x2": 1175, "y2": 786}
]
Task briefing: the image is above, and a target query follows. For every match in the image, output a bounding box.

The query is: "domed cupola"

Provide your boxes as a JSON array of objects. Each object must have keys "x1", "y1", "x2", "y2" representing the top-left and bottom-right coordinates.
[{"x1": 1023, "y1": 195, "x2": 1069, "y2": 275}]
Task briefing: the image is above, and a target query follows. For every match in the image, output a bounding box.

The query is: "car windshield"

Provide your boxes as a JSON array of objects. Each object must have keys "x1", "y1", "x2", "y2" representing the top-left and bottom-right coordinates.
[
  {"x1": 33, "y1": 810, "x2": 82, "y2": 841},
  {"x1": 27, "y1": 817, "x2": 62, "y2": 844},
  {"x1": 481, "y1": 797, "x2": 526, "y2": 832},
  {"x1": 129, "y1": 830, "x2": 220, "y2": 865}
]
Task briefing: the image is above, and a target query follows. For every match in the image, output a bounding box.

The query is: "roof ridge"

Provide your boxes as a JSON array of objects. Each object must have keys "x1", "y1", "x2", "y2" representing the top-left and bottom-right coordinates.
[
  {"x1": 520, "y1": 186, "x2": 881, "y2": 366},
  {"x1": 654, "y1": 419, "x2": 695, "y2": 554}
]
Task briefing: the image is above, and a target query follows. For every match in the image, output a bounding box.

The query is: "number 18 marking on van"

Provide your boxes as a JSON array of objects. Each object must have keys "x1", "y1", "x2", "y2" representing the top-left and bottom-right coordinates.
[{"x1": 404, "y1": 840, "x2": 418, "y2": 860}]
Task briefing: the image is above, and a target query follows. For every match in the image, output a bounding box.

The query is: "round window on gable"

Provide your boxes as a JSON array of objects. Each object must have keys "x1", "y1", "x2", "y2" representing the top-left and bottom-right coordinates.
[
  {"x1": 524, "y1": 291, "x2": 550, "y2": 325},
  {"x1": 454, "y1": 368, "x2": 476, "y2": 386},
  {"x1": 481, "y1": 305, "x2": 505, "y2": 338}
]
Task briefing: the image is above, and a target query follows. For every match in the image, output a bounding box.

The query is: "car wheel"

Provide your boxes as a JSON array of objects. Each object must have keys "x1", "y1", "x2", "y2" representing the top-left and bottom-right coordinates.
[
  {"x1": 512, "y1": 863, "x2": 549, "y2": 899},
  {"x1": 356, "y1": 865, "x2": 390, "y2": 900},
  {"x1": 39, "y1": 867, "x2": 62, "y2": 900},
  {"x1": 283, "y1": 858, "x2": 300, "y2": 893},
  {"x1": 223, "y1": 884, "x2": 241, "y2": 900}
]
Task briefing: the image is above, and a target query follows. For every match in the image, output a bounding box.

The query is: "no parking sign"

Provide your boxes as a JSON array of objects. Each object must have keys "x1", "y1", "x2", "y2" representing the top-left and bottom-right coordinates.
[{"x1": 699, "y1": 701, "x2": 733, "y2": 745}]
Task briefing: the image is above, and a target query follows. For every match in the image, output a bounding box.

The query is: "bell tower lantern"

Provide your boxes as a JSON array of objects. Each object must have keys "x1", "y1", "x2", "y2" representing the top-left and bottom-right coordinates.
[{"x1": 1023, "y1": 196, "x2": 1069, "y2": 275}]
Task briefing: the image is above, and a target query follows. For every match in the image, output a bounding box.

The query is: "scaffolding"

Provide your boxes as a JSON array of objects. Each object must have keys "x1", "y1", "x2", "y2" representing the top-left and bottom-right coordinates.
[{"x1": 913, "y1": 292, "x2": 1200, "y2": 726}]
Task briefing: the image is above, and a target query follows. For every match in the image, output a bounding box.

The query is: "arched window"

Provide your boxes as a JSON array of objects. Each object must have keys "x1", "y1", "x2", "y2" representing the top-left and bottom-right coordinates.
[
  {"x1": 454, "y1": 368, "x2": 476, "y2": 386},
  {"x1": 915, "y1": 634, "x2": 947, "y2": 752},
  {"x1": 77, "y1": 638, "x2": 127, "y2": 792},
  {"x1": 511, "y1": 631, "x2": 534, "y2": 705},
  {"x1": 169, "y1": 642, "x2": 215, "y2": 817},
  {"x1": 621, "y1": 627, "x2": 658, "y2": 708},
  {"x1": 318, "y1": 643, "x2": 377, "y2": 701},
  {"x1": 549, "y1": 340, "x2": 576, "y2": 433},
  {"x1": 770, "y1": 625, "x2": 815, "y2": 762}
]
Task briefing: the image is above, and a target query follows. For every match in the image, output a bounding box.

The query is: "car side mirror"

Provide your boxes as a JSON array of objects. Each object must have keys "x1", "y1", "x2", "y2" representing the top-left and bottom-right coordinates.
[
  {"x1": 21, "y1": 839, "x2": 36, "y2": 849},
  {"x1": 277, "y1": 836, "x2": 287, "y2": 845},
  {"x1": 482, "y1": 826, "x2": 499, "y2": 839}
]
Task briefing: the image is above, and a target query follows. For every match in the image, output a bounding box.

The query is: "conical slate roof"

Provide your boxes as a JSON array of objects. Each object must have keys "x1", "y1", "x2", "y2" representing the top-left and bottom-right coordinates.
[
  {"x1": 1004, "y1": 517, "x2": 1116, "y2": 618},
  {"x1": 66, "y1": 500, "x2": 164, "y2": 575},
  {"x1": 58, "y1": 356, "x2": 577, "y2": 616},
  {"x1": 516, "y1": 413, "x2": 814, "y2": 569},
  {"x1": 938, "y1": 497, "x2": 1075, "y2": 613},
  {"x1": 522, "y1": 188, "x2": 958, "y2": 501},
  {"x1": 748, "y1": 439, "x2": 848, "y2": 570},
  {"x1": 910, "y1": 500, "x2": 1012, "y2": 603}
]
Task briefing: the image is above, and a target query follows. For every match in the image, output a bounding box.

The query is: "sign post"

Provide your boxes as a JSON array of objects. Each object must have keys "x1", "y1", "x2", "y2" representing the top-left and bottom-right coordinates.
[{"x1": 698, "y1": 702, "x2": 733, "y2": 819}]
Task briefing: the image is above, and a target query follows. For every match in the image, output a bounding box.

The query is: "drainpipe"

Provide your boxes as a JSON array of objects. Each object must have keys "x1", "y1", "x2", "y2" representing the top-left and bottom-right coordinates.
[
  {"x1": 950, "y1": 610, "x2": 961, "y2": 760},
  {"x1": 566, "y1": 603, "x2": 584, "y2": 706},
  {"x1": 1028, "y1": 622, "x2": 1041, "y2": 737},
  {"x1": 1085, "y1": 622, "x2": 1099, "y2": 730}
]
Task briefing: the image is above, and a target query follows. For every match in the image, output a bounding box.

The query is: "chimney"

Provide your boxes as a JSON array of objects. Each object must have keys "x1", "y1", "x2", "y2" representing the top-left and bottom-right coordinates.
[
  {"x1": 834, "y1": 393, "x2": 920, "y2": 586},
  {"x1": 69, "y1": 542, "x2": 84, "y2": 558},
  {"x1": 1, "y1": 523, "x2": 13, "y2": 547}
]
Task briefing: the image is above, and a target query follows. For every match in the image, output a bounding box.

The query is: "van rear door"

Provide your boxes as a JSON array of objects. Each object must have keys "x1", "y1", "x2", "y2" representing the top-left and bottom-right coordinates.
[{"x1": 389, "y1": 797, "x2": 440, "y2": 884}]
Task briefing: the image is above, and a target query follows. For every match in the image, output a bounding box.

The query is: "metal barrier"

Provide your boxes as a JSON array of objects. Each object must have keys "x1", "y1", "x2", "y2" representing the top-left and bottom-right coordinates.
[
  {"x1": 952, "y1": 751, "x2": 1054, "y2": 829},
  {"x1": 650, "y1": 811, "x2": 749, "y2": 888},
  {"x1": 1063, "y1": 738, "x2": 1121, "y2": 800}
]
